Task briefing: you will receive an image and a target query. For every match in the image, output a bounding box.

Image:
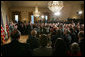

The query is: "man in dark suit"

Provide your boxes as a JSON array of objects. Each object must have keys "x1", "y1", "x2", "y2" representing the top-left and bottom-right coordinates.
[
  {"x1": 1, "y1": 29, "x2": 32, "y2": 56},
  {"x1": 27, "y1": 29, "x2": 40, "y2": 50},
  {"x1": 33, "y1": 34, "x2": 52, "y2": 56},
  {"x1": 78, "y1": 31, "x2": 84, "y2": 56},
  {"x1": 27, "y1": 23, "x2": 31, "y2": 35}
]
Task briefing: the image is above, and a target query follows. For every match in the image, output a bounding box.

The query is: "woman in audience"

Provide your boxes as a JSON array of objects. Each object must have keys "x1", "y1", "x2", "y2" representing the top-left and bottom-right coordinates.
[
  {"x1": 67, "y1": 42, "x2": 81, "y2": 56},
  {"x1": 33, "y1": 34, "x2": 52, "y2": 56},
  {"x1": 52, "y1": 38, "x2": 67, "y2": 56}
]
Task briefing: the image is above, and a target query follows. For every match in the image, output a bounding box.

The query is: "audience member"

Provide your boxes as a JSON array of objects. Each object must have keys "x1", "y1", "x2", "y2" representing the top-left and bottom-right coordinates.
[
  {"x1": 27, "y1": 29, "x2": 40, "y2": 50},
  {"x1": 33, "y1": 34, "x2": 52, "y2": 56},
  {"x1": 78, "y1": 31, "x2": 84, "y2": 56},
  {"x1": 67, "y1": 42, "x2": 81, "y2": 56},
  {"x1": 1, "y1": 29, "x2": 32, "y2": 56},
  {"x1": 52, "y1": 38, "x2": 67, "y2": 56}
]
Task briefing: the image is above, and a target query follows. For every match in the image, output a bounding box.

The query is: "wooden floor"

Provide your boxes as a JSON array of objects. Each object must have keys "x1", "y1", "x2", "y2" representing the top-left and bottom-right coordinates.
[
  {"x1": 2, "y1": 35, "x2": 52, "y2": 48},
  {"x1": 3, "y1": 35, "x2": 29, "y2": 45},
  {"x1": 19, "y1": 35, "x2": 29, "y2": 43}
]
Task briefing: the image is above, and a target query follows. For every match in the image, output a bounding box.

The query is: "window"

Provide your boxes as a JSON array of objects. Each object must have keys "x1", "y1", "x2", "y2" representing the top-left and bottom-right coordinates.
[
  {"x1": 45, "y1": 15, "x2": 48, "y2": 20},
  {"x1": 31, "y1": 15, "x2": 34, "y2": 24},
  {"x1": 15, "y1": 15, "x2": 18, "y2": 22}
]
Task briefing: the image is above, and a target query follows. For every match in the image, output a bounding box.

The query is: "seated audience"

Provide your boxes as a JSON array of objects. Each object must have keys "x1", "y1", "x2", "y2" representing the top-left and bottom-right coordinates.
[{"x1": 1, "y1": 21, "x2": 84, "y2": 56}]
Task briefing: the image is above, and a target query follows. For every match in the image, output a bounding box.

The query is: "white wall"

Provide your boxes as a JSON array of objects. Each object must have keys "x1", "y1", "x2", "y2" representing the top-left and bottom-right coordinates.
[
  {"x1": 49, "y1": 3, "x2": 81, "y2": 21},
  {"x1": 9, "y1": 3, "x2": 82, "y2": 22}
]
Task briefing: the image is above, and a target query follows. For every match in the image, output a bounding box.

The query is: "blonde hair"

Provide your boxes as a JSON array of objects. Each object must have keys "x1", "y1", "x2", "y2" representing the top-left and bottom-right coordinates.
[{"x1": 31, "y1": 29, "x2": 37, "y2": 36}]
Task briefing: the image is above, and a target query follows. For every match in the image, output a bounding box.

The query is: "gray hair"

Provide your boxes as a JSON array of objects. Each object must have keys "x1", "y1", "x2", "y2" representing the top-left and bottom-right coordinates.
[{"x1": 71, "y1": 42, "x2": 80, "y2": 54}]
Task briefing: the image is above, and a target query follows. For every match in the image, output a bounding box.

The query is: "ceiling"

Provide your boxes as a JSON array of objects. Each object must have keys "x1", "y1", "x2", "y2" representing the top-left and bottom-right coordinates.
[{"x1": 4, "y1": 1, "x2": 84, "y2": 8}]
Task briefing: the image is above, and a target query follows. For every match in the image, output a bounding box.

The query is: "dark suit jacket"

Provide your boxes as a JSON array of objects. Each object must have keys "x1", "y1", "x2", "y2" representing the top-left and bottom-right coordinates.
[
  {"x1": 1, "y1": 40, "x2": 32, "y2": 56},
  {"x1": 79, "y1": 39, "x2": 85, "y2": 56},
  {"x1": 27, "y1": 36, "x2": 40, "y2": 50},
  {"x1": 33, "y1": 47, "x2": 52, "y2": 56},
  {"x1": 27, "y1": 24, "x2": 31, "y2": 35}
]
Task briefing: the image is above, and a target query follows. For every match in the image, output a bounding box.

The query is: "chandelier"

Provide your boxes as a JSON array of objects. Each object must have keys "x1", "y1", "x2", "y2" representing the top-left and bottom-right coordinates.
[
  {"x1": 33, "y1": 6, "x2": 40, "y2": 17},
  {"x1": 48, "y1": 1, "x2": 64, "y2": 13}
]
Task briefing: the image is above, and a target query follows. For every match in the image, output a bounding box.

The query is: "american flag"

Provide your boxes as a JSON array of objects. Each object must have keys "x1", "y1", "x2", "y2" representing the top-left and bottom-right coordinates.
[
  {"x1": 6, "y1": 24, "x2": 9, "y2": 38},
  {"x1": 1, "y1": 12, "x2": 6, "y2": 43},
  {"x1": 1, "y1": 25, "x2": 6, "y2": 43},
  {"x1": 6, "y1": 15, "x2": 10, "y2": 38}
]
